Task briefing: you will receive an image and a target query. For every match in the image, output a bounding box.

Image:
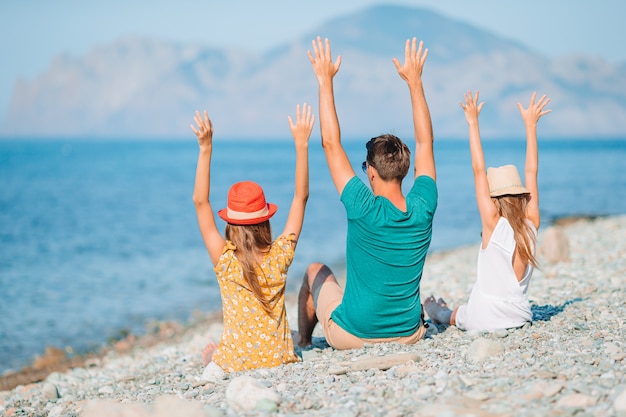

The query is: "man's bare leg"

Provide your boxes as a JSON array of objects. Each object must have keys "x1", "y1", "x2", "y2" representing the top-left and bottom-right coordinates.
[
  {"x1": 297, "y1": 264, "x2": 318, "y2": 347},
  {"x1": 297, "y1": 262, "x2": 336, "y2": 347}
]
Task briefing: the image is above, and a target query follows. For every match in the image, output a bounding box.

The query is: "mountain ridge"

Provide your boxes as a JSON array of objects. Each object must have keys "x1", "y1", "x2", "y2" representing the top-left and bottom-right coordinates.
[{"x1": 2, "y1": 5, "x2": 625, "y2": 139}]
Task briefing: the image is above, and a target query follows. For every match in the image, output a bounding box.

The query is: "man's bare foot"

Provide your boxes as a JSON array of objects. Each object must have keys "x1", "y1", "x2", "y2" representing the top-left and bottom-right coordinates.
[
  {"x1": 202, "y1": 342, "x2": 217, "y2": 366},
  {"x1": 423, "y1": 295, "x2": 453, "y2": 325}
]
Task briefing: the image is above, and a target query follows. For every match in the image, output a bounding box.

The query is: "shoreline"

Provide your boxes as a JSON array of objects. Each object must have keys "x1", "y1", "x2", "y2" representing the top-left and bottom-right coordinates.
[
  {"x1": 0, "y1": 213, "x2": 616, "y2": 391},
  {"x1": 0, "y1": 311, "x2": 225, "y2": 392},
  {"x1": 1, "y1": 214, "x2": 625, "y2": 416}
]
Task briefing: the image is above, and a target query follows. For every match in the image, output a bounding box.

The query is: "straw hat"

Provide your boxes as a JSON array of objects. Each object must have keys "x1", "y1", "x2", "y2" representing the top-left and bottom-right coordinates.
[
  {"x1": 486, "y1": 165, "x2": 530, "y2": 197},
  {"x1": 217, "y1": 181, "x2": 277, "y2": 225}
]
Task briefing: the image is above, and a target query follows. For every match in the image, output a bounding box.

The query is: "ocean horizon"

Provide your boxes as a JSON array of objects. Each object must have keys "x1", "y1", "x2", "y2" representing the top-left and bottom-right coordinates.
[{"x1": 1, "y1": 137, "x2": 625, "y2": 374}]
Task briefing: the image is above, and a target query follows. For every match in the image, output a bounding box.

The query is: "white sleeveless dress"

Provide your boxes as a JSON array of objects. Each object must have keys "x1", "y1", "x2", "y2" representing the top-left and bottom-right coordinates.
[{"x1": 454, "y1": 217, "x2": 536, "y2": 331}]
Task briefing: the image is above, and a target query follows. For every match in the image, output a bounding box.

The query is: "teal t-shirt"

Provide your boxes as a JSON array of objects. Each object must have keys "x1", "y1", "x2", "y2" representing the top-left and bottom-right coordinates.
[{"x1": 331, "y1": 175, "x2": 437, "y2": 338}]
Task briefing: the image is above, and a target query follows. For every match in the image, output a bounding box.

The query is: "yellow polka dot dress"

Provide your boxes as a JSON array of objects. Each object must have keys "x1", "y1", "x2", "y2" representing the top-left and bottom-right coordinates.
[{"x1": 212, "y1": 235, "x2": 300, "y2": 372}]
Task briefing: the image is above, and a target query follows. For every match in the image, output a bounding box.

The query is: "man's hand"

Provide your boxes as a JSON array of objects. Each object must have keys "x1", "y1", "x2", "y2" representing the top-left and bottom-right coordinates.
[
  {"x1": 308, "y1": 36, "x2": 342, "y2": 85},
  {"x1": 392, "y1": 37, "x2": 428, "y2": 84}
]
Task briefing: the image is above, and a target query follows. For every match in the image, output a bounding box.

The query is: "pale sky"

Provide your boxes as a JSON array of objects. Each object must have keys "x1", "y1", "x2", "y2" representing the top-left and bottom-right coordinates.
[{"x1": 1, "y1": 0, "x2": 625, "y2": 119}]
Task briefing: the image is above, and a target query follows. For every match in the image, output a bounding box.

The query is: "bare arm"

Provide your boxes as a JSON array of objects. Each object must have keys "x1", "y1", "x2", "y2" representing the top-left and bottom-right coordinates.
[
  {"x1": 308, "y1": 37, "x2": 355, "y2": 195},
  {"x1": 517, "y1": 92, "x2": 551, "y2": 229},
  {"x1": 392, "y1": 38, "x2": 435, "y2": 181},
  {"x1": 460, "y1": 90, "x2": 499, "y2": 243},
  {"x1": 281, "y1": 103, "x2": 315, "y2": 248},
  {"x1": 190, "y1": 110, "x2": 226, "y2": 265}
]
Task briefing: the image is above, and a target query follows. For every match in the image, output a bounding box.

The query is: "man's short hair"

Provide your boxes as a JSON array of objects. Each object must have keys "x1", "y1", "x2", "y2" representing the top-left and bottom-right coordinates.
[{"x1": 365, "y1": 134, "x2": 411, "y2": 182}]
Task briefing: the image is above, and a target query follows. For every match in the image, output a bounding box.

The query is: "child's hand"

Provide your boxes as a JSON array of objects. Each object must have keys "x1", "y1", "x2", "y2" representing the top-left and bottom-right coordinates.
[
  {"x1": 288, "y1": 103, "x2": 315, "y2": 147},
  {"x1": 517, "y1": 92, "x2": 551, "y2": 126},
  {"x1": 459, "y1": 90, "x2": 485, "y2": 125},
  {"x1": 190, "y1": 110, "x2": 213, "y2": 147}
]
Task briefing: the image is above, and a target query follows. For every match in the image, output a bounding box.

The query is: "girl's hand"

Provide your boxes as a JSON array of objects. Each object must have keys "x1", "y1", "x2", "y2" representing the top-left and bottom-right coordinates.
[
  {"x1": 459, "y1": 90, "x2": 485, "y2": 125},
  {"x1": 517, "y1": 92, "x2": 551, "y2": 126},
  {"x1": 190, "y1": 110, "x2": 213, "y2": 147},
  {"x1": 288, "y1": 103, "x2": 315, "y2": 147}
]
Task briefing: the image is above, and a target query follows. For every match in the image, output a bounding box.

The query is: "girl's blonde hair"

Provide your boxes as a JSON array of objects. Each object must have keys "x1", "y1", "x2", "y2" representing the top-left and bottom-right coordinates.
[
  {"x1": 492, "y1": 195, "x2": 538, "y2": 268},
  {"x1": 225, "y1": 221, "x2": 280, "y2": 317}
]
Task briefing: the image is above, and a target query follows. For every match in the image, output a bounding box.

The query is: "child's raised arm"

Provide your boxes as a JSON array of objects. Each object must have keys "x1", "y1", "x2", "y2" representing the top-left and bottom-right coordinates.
[
  {"x1": 282, "y1": 103, "x2": 315, "y2": 248},
  {"x1": 191, "y1": 110, "x2": 226, "y2": 265},
  {"x1": 460, "y1": 91, "x2": 498, "y2": 238},
  {"x1": 517, "y1": 92, "x2": 551, "y2": 229}
]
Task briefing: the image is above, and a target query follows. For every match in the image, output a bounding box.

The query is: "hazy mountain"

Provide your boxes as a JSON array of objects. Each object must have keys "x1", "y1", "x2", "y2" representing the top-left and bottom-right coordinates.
[{"x1": 2, "y1": 4, "x2": 626, "y2": 139}]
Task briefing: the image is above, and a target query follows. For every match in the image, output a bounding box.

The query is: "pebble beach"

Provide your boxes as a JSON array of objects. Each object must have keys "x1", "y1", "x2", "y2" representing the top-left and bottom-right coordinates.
[{"x1": 1, "y1": 215, "x2": 625, "y2": 417}]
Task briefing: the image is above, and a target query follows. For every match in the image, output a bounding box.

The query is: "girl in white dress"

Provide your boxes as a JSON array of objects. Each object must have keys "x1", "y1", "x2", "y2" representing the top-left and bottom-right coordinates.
[{"x1": 424, "y1": 91, "x2": 550, "y2": 331}]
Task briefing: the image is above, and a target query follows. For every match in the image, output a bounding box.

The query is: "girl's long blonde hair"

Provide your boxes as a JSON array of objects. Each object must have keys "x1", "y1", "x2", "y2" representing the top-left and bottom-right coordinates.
[
  {"x1": 225, "y1": 221, "x2": 280, "y2": 317},
  {"x1": 493, "y1": 195, "x2": 539, "y2": 268}
]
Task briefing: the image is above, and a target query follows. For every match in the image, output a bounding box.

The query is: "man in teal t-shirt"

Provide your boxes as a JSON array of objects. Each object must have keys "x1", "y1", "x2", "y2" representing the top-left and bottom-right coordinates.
[{"x1": 297, "y1": 36, "x2": 437, "y2": 349}]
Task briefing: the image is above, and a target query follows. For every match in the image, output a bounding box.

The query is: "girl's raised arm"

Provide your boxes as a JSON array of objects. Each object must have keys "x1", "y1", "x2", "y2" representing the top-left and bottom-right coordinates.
[
  {"x1": 191, "y1": 110, "x2": 226, "y2": 265},
  {"x1": 460, "y1": 91, "x2": 499, "y2": 244},
  {"x1": 517, "y1": 92, "x2": 551, "y2": 229},
  {"x1": 282, "y1": 103, "x2": 315, "y2": 248}
]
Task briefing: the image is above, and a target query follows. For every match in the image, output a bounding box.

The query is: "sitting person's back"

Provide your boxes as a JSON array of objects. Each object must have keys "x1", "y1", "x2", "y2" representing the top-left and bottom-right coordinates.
[
  {"x1": 333, "y1": 162, "x2": 436, "y2": 338},
  {"x1": 425, "y1": 91, "x2": 550, "y2": 331},
  {"x1": 296, "y1": 37, "x2": 437, "y2": 349},
  {"x1": 190, "y1": 103, "x2": 315, "y2": 373}
]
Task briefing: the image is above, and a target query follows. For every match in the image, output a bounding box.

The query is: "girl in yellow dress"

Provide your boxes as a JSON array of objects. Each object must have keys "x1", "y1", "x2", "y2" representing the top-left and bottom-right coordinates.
[{"x1": 190, "y1": 103, "x2": 314, "y2": 373}]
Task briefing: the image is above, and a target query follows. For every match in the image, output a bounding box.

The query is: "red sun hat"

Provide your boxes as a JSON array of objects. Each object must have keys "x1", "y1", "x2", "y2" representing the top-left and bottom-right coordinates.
[{"x1": 217, "y1": 181, "x2": 278, "y2": 225}]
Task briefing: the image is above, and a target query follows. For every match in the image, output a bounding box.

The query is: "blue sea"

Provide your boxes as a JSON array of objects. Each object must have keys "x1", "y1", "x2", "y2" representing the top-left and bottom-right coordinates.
[{"x1": 1, "y1": 138, "x2": 625, "y2": 374}]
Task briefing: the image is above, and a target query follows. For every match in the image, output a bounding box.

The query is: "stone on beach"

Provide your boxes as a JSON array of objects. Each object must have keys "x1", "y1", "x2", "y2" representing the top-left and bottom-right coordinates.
[
  {"x1": 467, "y1": 338, "x2": 505, "y2": 361},
  {"x1": 349, "y1": 352, "x2": 420, "y2": 371},
  {"x1": 40, "y1": 382, "x2": 60, "y2": 400},
  {"x1": 200, "y1": 362, "x2": 226, "y2": 382},
  {"x1": 614, "y1": 387, "x2": 626, "y2": 412},
  {"x1": 82, "y1": 395, "x2": 214, "y2": 417},
  {"x1": 522, "y1": 380, "x2": 564, "y2": 400},
  {"x1": 225, "y1": 376, "x2": 280, "y2": 413},
  {"x1": 539, "y1": 225, "x2": 570, "y2": 263},
  {"x1": 31, "y1": 346, "x2": 67, "y2": 371}
]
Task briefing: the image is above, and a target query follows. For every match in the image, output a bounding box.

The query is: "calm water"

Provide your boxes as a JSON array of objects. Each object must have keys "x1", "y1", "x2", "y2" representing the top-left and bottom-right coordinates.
[{"x1": 1, "y1": 138, "x2": 625, "y2": 373}]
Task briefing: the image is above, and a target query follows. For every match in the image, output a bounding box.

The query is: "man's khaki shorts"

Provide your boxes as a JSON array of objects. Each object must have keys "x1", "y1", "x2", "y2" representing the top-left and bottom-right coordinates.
[{"x1": 314, "y1": 278, "x2": 426, "y2": 350}]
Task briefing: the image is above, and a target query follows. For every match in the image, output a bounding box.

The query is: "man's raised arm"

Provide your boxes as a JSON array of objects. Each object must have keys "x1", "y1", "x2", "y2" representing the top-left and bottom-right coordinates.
[{"x1": 392, "y1": 38, "x2": 435, "y2": 181}]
